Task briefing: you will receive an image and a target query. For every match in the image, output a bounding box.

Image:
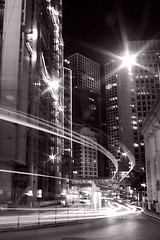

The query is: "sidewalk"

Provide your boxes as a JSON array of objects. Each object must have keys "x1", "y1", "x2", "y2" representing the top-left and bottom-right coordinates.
[
  {"x1": 134, "y1": 201, "x2": 160, "y2": 221},
  {"x1": 0, "y1": 204, "x2": 93, "y2": 232},
  {"x1": 143, "y1": 208, "x2": 160, "y2": 221}
]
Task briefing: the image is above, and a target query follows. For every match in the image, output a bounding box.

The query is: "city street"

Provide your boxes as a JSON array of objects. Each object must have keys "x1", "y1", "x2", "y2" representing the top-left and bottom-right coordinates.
[
  {"x1": 0, "y1": 212, "x2": 160, "y2": 240},
  {"x1": 0, "y1": 201, "x2": 142, "y2": 231},
  {"x1": 1, "y1": 2, "x2": 160, "y2": 240}
]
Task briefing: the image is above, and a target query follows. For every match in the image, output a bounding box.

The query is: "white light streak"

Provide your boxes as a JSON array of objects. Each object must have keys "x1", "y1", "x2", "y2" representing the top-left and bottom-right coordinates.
[
  {"x1": 0, "y1": 108, "x2": 118, "y2": 179},
  {"x1": 32, "y1": 28, "x2": 38, "y2": 40},
  {"x1": 0, "y1": 201, "x2": 143, "y2": 226},
  {"x1": 119, "y1": 143, "x2": 135, "y2": 183}
]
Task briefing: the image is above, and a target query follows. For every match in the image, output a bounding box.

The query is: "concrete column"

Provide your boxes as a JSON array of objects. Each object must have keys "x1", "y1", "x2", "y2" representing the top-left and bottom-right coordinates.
[
  {"x1": 154, "y1": 129, "x2": 160, "y2": 206},
  {"x1": 149, "y1": 135, "x2": 158, "y2": 201},
  {"x1": 144, "y1": 137, "x2": 152, "y2": 203}
]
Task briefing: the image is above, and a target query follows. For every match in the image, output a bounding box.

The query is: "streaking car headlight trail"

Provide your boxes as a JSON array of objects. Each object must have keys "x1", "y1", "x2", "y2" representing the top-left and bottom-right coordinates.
[
  {"x1": 0, "y1": 107, "x2": 118, "y2": 179},
  {"x1": 0, "y1": 201, "x2": 143, "y2": 229}
]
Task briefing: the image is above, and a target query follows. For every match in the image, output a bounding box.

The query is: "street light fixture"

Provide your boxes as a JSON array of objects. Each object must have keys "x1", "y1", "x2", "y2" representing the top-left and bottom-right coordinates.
[
  {"x1": 43, "y1": 152, "x2": 62, "y2": 200},
  {"x1": 120, "y1": 51, "x2": 137, "y2": 72},
  {"x1": 49, "y1": 153, "x2": 59, "y2": 161},
  {"x1": 48, "y1": 80, "x2": 59, "y2": 91},
  {"x1": 122, "y1": 152, "x2": 128, "y2": 157}
]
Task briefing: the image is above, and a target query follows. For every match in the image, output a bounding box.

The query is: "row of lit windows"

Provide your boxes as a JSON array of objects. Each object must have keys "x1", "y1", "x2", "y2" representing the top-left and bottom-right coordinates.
[
  {"x1": 79, "y1": 169, "x2": 97, "y2": 173},
  {"x1": 108, "y1": 123, "x2": 119, "y2": 129},
  {"x1": 81, "y1": 149, "x2": 97, "y2": 153},
  {"x1": 80, "y1": 82, "x2": 100, "y2": 90},
  {"x1": 80, "y1": 166, "x2": 97, "y2": 170},
  {"x1": 79, "y1": 79, "x2": 100, "y2": 88},
  {"x1": 138, "y1": 54, "x2": 160, "y2": 61},
  {"x1": 78, "y1": 57, "x2": 99, "y2": 67},
  {"x1": 82, "y1": 172, "x2": 97, "y2": 176},
  {"x1": 69, "y1": 57, "x2": 99, "y2": 71},
  {"x1": 107, "y1": 109, "x2": 118, "y2": 114},
  {"x1": 134, "y1": 67, "x2": 158, "y2": 74},
  {"x1": 136, "y1": 91, "x2": 157, "y2": 97},
  {"x1": 136, "y1": 99, "x2": 152, "y2": 105},
  {"x1": 78, "y1": 66, "x2": 100, "y2": 74},
  {"x1": 137, "y1": 106, "x2": 151, "y2": 112},
  {"x1": 80, "y1": 156, "x2": 97, "y2": 161},
  {"x1": 135, "y1": 78, "x2": 158, "y2": 84}
]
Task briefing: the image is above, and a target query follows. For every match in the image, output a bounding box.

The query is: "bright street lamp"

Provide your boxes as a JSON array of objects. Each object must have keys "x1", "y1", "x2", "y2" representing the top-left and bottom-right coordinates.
[
  {"x1": 122, "y1": 152, "x2": 128, "y2": 157},
  {"x1": 43, "y1": 152, "x2": 62, "y2": 199},
  {"x1": 48, "y1": 80, "x2": 59, "y2": 91},
  {"x1": 49, "y1": 153, "x2": 58, "y2": 161},
  {"x1": 120, "y1": 51, "x2": 137, "y2": 72}
]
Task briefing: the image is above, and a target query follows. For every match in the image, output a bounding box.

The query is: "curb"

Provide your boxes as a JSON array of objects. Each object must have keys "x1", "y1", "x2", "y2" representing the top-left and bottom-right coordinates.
[
  {"x1": 0, "y1": 219, "x2": 94, "y2": 233},
  {"x1": 142, "y1": 209, "x2": 160, "y2": 221}
]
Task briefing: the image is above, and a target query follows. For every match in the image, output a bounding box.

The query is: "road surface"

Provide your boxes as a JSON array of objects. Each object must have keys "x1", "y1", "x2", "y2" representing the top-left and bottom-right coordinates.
[
  {"x1": 0, "y1": 201, "x2": 137, "y2": 230},
  {"x1": 0, "y1": 211, "x2": 160, "y2": 240}
]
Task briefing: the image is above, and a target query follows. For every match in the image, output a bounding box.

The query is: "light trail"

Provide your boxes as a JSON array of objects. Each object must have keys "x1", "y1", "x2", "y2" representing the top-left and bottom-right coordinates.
[
  {"x1": 75, "y1": 123, "x2": 135, "y2": 182},
  {"x1": 118, "y1": 142, "x2": 135, "y2": 182},
  {"x1": 0, "y1": 202, "x2": 144, "y2": 228},
  {"x1": 0, "y1": 169, "x2": 67, "y2": 181},
  {"x1": 0, "y1": 105, "x2": 137, "y2": 183},
  {"x1": 0, "y1": 107, "x2": 94, "y2": 148},
  {"x1": 0, "y1": 107, "x2": 118, "y2": 178}
]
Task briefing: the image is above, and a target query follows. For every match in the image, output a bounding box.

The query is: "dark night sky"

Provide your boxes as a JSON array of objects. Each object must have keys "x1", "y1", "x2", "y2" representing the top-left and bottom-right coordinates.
[{"x1": 63, "y1": 0, "x2": 160, "y2": 64}]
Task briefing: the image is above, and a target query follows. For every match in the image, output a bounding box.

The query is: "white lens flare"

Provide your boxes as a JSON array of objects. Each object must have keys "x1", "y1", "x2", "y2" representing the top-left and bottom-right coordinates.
[
  {"x1": 32, "y1": 28, "x2": 38, "y2": 41},
  {"x1": 121, "y1": 52, "x2": 136, "y2": 71},
  {"x1": 48, "y1": 80, "x2": 59, "y2": 91}
]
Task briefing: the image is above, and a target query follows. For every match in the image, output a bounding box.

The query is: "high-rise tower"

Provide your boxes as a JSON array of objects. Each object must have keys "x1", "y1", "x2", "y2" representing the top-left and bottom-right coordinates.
[
  {"x1": 0, "y1": 0, "x2": 64, "y2": 207},
  {"x1": 67, "y1": 53, "x2": 101, "y2": 128},
  {"x1": 67, "y1": 53, "x2": 104, "y2": 177},
  {"x1": 73, "y1": 127, "x2": 98, "y2": 178},
  {"x1": 105, "y1": 40, "x2": 160, "y2": 180}
]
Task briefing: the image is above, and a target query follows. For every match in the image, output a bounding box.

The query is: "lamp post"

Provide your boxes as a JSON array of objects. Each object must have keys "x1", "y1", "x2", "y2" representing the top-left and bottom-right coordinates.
[{"x1": 43, "y1": 152, "x2": 61, "y2": 201}]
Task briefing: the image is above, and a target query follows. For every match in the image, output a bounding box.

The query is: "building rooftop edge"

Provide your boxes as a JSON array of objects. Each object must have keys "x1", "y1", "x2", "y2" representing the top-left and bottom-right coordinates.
[{"x1": 67, "y1": 52, "x2": 100, "y2": 66}]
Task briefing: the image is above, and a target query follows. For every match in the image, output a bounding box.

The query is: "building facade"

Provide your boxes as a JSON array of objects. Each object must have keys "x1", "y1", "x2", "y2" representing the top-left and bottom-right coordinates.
[
  {"x1": 67, "y1": 53, "x2": 101, "y2": 128},
  {"x1": 0, "y1": 0, "x2": 64, "y2": 207},
  {"x1": 67, "y1": 53, "x2": 104, "y2": 177},
  {"x1": 105, "y1": 40, "x2": 160, "y2": 179},
  {"x1": 142, "y1": 94, "x2": 160, "y2": 213},
  {"x1": 73, "y1": 127, "x2": 98, "y2": 178}
]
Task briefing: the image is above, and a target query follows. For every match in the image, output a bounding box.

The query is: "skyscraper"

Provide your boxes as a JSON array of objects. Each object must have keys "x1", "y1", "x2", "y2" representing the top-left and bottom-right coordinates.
[
  {"x1": 67, "y1": 53, "x2": 101, "y2": 128},
  {"x1": 67, "y1": 53, "x2": 104, "y2": 177},
  {"x1": 73, "y1": 127, "x2": 98, "y2": 178},
  {"x1": 0, "y1": 0, "x2": 64, "y2": 207},
  {"x1": 105, "y1": 40, "x2": 160, "y2": 180}
]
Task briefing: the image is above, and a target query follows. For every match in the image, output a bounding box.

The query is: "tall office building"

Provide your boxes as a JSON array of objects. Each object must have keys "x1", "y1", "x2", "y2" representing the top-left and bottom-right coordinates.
[
  {"x1": 0, "y1": 0, "x2": 64, "y2": 207},
  {"x1": 67, "y1": 53, "x2": 104, "y2": 177},
  {"x1": 73, "y1": 127, "x2": 98, "y2": 178},
  {"x1": 105, "y1": 40, "x2": 160, "y2": 179},
  {"x1": 67, "y1": 53, "x2": 101, "y2": 127}
]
